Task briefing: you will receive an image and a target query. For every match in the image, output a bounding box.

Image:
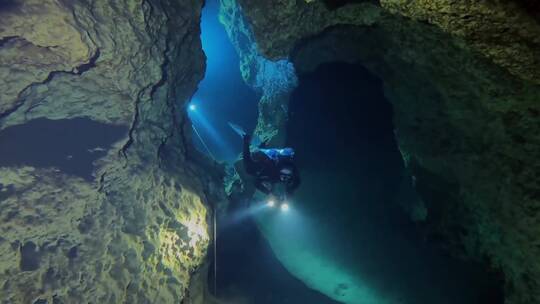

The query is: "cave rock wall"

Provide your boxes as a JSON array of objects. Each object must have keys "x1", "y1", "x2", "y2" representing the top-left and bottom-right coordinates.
[{"x1": 0, "y1": 0, "x2": 224, "y2": 303}]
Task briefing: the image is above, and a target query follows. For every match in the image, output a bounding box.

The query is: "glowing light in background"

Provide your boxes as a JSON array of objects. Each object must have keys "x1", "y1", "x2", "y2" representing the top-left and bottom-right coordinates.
[
  {"x1": 267, "y1": 199, "x2": 275, "y2": 207},
  {"x1": 187, "y1": 102, "x2": 233, "y2": 159},
  {"x1": 280, "y1": 202, "x2": 289, "y2": 212}
]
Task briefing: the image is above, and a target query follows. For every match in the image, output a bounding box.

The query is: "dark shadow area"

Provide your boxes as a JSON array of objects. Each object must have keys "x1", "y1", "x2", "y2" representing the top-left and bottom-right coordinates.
[
  {"x1": 0, "y1": 183, "x2": 16, "y2": 201},
  {"x1": 19, "y1": 241, "x2": 41, "y2": 271},
  {"x1": 286, "y1": 61, "x2": 504, "y2": 303},
  {"x1": 212, "y1": 199, "x2": 340, "y2": 304},
  {"x1": 0, "y1": 118, "x2": 128, "y2": 181},
  {"x1": 322, "y1": 0, "x2": 374, "y2": 10},
  {"x1": 0, "y1": 0, "x2": 20, "y2": 12},
  {"x1": 512, "y1": 0, "x2": 540, "y2": 18}
]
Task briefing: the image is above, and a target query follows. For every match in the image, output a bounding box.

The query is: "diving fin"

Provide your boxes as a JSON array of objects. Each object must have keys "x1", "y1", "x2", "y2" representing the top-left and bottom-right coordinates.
[
  {"x1": 229, "y1": 122, "x2": 263, "y2": 148},
  {"x1": 228, "y1": 122, "x2": 247, "y2": 137}
]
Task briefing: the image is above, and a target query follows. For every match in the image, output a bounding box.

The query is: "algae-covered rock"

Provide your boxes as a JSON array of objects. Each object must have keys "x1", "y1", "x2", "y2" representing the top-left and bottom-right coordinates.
[
  {"x1": 0, "y1": 0, "x2": 224, "y2": 302},
  {"x1": 221, "y1": 0, "x2": 540, "y2": 303},
  {"x1": 0, "y1": 0, "x2": 93, "y2": 116},
  {"x1": 298, "y1": 0, "x2": 540, "y2": 84},
  {"x1": 379, "y1": 0, "x2": 540, "y2": 84}
]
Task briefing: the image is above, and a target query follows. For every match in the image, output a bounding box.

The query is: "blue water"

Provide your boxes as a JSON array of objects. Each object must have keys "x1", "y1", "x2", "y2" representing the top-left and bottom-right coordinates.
[{"x1": 189, "y1": 0, "x2": 258, "y2": 162}]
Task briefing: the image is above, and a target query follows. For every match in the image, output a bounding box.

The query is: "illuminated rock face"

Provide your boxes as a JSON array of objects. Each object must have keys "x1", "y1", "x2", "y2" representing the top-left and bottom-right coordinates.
[
  {"x1": 221, "y1": 0, "x2": 540, "y2": 303},
  {"x1": 0, "y1": 1, "x2": 224, "y2": 303},
  {"x1": 219, "y1": 0, "x2": 298, "y2": 146}
]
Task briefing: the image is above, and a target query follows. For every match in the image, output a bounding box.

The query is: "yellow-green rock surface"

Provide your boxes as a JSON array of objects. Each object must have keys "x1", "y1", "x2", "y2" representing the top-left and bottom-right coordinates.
[{"x1": 0, "y1": 0, "x2": 224, "y2": 303}]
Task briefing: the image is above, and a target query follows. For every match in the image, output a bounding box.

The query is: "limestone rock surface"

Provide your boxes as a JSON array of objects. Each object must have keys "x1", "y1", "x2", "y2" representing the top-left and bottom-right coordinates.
[{"x1": 0, "y1": 0, "x2": 224, "y2": 303}]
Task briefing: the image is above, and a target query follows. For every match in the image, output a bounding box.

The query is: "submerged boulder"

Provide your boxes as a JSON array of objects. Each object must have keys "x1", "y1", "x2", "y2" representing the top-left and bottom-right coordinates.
[{"x1": 0, "y1": 0, "x2": 224, "y2": 303}]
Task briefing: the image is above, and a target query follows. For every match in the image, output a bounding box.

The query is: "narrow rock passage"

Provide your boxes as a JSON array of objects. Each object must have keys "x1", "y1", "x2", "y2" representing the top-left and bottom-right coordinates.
[
  {"x1": 195, "y1": 1, "x2": 346, "y2": 302},
  {"x1": 190, "y1": 0, "x2": 257, "y2": 162}
]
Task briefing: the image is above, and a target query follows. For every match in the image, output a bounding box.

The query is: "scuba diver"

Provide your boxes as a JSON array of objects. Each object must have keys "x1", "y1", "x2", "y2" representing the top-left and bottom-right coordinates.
[{"x1": 229, "y1": 123, "x2": 300, "y2": 198}]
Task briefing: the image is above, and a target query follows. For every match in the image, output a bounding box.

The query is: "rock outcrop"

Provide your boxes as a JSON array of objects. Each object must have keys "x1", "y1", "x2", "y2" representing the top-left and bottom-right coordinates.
[
  {"x1": 220, "y1": 0, "x2": 540, "y2": 303},
  {"x1": 219, "y1": 0, "x2": 298, "y2": 145},
  {"x1": 0, "y1": 0, "x2": 224, "y2": 303}
]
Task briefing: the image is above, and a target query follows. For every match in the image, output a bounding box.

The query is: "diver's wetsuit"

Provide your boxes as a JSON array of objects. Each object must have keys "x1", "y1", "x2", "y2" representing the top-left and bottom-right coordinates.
[{"x1": 242, "y1": 135, "x2": 300, "y2": 195}]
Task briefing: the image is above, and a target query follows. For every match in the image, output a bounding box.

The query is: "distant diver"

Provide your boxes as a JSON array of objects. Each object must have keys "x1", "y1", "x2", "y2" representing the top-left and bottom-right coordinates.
[{"x1": 228, "y1": 122, "x2": 301, "y2": 197}]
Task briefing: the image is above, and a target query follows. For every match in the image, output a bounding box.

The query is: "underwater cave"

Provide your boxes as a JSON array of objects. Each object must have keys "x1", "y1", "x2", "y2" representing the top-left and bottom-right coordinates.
[
  {"x1": 195, "y1": 1, "x2": 507, "y2": 300},
  {"x1": 0, "y1": 0, "x2": 538, "y2": 303}
]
